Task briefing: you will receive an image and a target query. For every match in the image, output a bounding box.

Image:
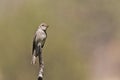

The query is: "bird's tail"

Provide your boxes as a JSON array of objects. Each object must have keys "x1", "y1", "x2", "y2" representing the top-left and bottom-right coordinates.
[
  {"x1": 31, "y1": 55, "x2": 37, "y2": 64},
  {"x1": 31, "y1": 45, "x2": 41, "y2": 64},
  {"x1": 37, "y1": 45, "x2": 41, "y2": 55}
]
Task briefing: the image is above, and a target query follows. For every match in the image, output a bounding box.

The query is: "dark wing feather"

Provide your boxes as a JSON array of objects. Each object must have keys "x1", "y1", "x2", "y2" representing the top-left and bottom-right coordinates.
[
  {"x1": 41, "y1": 38, "x2": 46, "y2": 48},
  {"x1": 32, "y1": 34, "x2": 36, "y2": 55},
  {"x1": 41, "y1": 31, "x2": 47, "y2": 48}
]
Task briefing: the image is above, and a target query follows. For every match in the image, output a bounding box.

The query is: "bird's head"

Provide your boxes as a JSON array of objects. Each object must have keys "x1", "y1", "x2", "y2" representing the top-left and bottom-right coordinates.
[{"x1": 39, "y1": 23, "x2": 49, "y2": 31}]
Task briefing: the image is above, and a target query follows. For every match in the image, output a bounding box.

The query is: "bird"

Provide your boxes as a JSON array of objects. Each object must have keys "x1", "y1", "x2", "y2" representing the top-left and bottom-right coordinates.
[{"x1": 31, "y1": 22, "x2": 49, "y2": 80}]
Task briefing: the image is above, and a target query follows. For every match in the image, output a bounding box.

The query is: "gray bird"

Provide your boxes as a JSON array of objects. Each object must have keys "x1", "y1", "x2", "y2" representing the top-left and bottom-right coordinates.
[{"x1": 31, "y1": 23, "x2": 49, "y2": 79}]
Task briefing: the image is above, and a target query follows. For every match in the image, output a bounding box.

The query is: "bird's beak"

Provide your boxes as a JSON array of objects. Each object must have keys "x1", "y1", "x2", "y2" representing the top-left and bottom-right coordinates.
[{"x1": 47, "y1": 25, "x2": 49, "y2": 28}]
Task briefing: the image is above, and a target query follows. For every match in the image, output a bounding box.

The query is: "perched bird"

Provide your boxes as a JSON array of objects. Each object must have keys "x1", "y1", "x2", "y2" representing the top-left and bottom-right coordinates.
[{"x1": 31, "y1": 23, "x2": 49, "y2": 79}]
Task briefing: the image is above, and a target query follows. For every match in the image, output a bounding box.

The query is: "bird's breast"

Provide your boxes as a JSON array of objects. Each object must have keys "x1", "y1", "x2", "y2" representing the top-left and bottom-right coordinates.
[{"x1": 35, "y1": 30, "x2": 46, "y2": 41}]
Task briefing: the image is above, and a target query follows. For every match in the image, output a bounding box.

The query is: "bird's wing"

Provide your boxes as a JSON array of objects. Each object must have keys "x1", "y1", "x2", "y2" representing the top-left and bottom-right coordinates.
[
  {"x1": 41, "y1": 38, "x2": 46, "y2": 48},
  {"x1": 41, "y1": 31, "x2": 47, "y2": 48},
  {"x1": 32, "y1": 34, "x2": 36, "y2": 55}
]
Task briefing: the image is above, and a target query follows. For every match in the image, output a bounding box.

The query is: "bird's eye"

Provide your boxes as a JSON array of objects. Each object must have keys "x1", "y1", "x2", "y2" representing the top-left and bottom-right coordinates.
[{"x1": 41, "y1": 25, "x2": 44, "y2": 26}]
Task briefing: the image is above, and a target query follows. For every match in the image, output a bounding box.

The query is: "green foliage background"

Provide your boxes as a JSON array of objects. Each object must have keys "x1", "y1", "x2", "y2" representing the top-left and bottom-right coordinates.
[{"x1": 0, "y1": 0, "x2": 120, "y2": 80}]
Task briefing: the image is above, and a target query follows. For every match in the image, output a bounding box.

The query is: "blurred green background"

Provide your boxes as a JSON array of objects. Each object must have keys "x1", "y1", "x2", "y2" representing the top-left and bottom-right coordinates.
[{"x1": 0, "y1": 0, "x2": 120, "y2": 80}]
